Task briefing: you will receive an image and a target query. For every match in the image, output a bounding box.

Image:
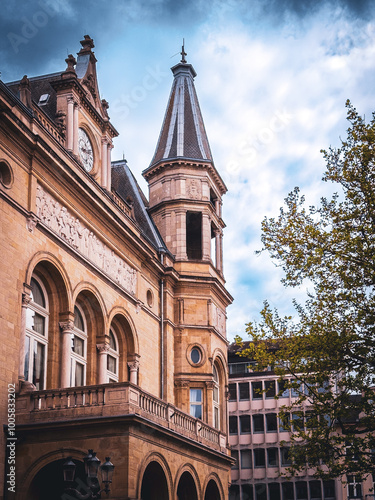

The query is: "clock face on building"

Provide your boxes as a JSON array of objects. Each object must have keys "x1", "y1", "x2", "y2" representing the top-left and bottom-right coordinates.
[{"x1": 78, "y1": 128, "x2": 94, "y2": 172}]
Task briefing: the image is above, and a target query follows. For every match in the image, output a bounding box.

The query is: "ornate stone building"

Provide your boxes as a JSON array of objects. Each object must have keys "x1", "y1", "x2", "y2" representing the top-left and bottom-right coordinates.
[{"x1": 0, "y1": 36, "x2": 233, "y2": 499}]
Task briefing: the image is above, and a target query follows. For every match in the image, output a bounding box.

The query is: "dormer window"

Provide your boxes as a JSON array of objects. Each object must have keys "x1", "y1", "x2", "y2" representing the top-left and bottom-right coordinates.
[{"x1": 38, "y1": 94, "x2": 50, "y2": 106}]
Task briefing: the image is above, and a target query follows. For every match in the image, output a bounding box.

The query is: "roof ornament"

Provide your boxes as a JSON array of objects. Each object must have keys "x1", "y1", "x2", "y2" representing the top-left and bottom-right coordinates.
[{"x1": 180, "y1": 39, "x2": 187, "y2": 64}]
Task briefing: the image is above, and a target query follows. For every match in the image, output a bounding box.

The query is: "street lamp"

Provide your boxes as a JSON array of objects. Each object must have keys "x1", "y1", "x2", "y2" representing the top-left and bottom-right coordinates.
[{"x1": 62, "y1": 450, "x2": 115, "y2": 499}]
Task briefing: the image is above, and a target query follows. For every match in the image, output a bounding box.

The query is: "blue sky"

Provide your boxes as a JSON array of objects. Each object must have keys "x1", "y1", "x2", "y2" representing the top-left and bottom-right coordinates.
[{"x1": 1, "y1": 0, "x2": 375, "y2": 340}]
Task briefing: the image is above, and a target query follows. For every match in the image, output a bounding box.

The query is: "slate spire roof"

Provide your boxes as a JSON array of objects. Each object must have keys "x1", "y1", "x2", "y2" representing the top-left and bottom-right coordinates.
[{"x1": 149, "y1": 52, "x2": 213, "y2": 168}]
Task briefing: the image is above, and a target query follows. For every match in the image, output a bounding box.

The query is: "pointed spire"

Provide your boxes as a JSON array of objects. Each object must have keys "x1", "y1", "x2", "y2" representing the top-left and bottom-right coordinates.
[{"x1": 149, "y1": 51, "x2": 213, "y2": 168}]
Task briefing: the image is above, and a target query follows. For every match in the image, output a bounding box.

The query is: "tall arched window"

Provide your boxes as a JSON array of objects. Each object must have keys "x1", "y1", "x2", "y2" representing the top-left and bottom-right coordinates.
[
  {"x1": 71, "y1": 305, "x2": 87, "y2": 386},
  {"x1": 213, "y1": 364, "x2": 220, "y2": 429},
  {"x1": 107, "y1": 328, "x2": 119, "y2": 383},
  {"x1": 25, "y1": 277, "x2": 48, "y2": 390}
]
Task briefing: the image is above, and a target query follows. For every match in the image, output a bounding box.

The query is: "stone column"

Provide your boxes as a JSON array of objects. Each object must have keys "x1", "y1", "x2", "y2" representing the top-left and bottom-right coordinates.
[
  {"x1": 128, "y1": 360, "x2": 139, "y2": 385},
  {"x1": 219, "y1": 232, "x2": 224, "y2": 274},
  {"x1": 101, "y1": 139, "x2": 108, "y2": 189},
  {"x1": 73, "y1": 103, "x2": 79, "y2": 156},
  {"x1": 175, "y1": 210, "x2": 187, "y2": 260},
  {"x1": 19, "y1": 290, "x2": 31, "y2": 383},
  {"x1": 59, "y1": 320, "x2": 74, "y2": 388},
  {"x1": 214, "y1": 228, "x2": 222, "y2": 271},
  {"x1": 67, "y1": 97, "x2": 74, "y2": 151},
  {"x1": 202, "y1": 213, "x2": 211, "y2": 260},
  {"x1": 97, "y1": 344, "x2": 110, "y2": 384},
  {"x1": 205, "y1": 380, "x2": 215, "y2": 427},
  {"x1": 107, "y1": 143, "x2": 112, "y2": 192}
]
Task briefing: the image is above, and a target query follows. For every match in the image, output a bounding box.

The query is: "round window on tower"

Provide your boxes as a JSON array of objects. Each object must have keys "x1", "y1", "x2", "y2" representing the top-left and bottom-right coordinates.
[{"x1": 187, "y1": 344, "x2": 205, "y2": 367}]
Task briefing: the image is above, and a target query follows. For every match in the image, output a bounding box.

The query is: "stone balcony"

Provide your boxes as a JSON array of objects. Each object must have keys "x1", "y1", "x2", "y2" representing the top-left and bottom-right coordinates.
[{"x1": 15, "y1": 382, "x2": 228, "y2": 454}]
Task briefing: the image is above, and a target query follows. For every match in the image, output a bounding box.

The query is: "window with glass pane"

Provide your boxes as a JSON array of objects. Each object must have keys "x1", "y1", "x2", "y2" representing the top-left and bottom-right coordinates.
[
  {"x1": 254, "y1": 449, "x2": 265, "y2": 467},
  {"x1": 347, "y1": 476, "x2": 362, "y2": 499},
  {"x1": 231, "y1": 449, "x2": 239, "y2": 469},
  {"x1": 265, "y1": 380, "x2": 276, "y2": 398},
  {"x1": 323, "y1": 481, "x2": 335, "y2": 500},
  {"x1": 239, "y1": 382, "x2": 250, "y2": 400},
  {"x1": 228, "y1": 383, "x2": 237, "y2": 401},
  {"x1": 25, "y1": 276, "x2": 48, "y2": 389},
  {"x1": 267, "y1": 448, "x2": 279, "y2": 467},
  {"x1": 279, "y1": 413, "x2": 290, "y2": 432},
  {"x1": 229, "y1": 416, "x2": 238, "y2": 434},
  {"x1": 268, "y1": 483, "x2": 280, "y2": 500},
  {"x1": 71, "y1": 304, "x2": 86, "y2": 387},
  {"x1": 292, "y1": 412, "x2": 304, "y2": 431},
  {"x1": 296, "y1": 482, "x2": 308, "y2": 500},
  {"x1": 266, "y1": 413, "x2": 277, "y2": 432},
  {"x1": 281, "y1": 447, "x2": 292, "y2": 466},
  {"x1": 229, "y1": 485, "x2": 240, "y2": 500},
  {"x1": 242, "y1": 484, "x2": 253, "y2": 500},
  {"x1": 282, "y1": 482, "x2": 294, "y2": 500},
  {"x1": 309, "y1": 481, "x2": 322, "y2": 500},
  {"x1": 241, "y1": 450, "x2": 252, "y2": 469},
  {"x1": 252, "y1": 381, "x2": 263, "y2": 399},
  {"x1": 106, "y1": 328, "x2": 119, "y2": 382},
  {"x1": 255, "y1": 484, "x2": 267, "y2": 500},
  {"x1": 240, "y1": 415, "x2": 251, "y2": 434},
  {"x1": 253, "y1": 414, "x2": 264, "y2": 433},
  {"x1": 213, "y1": 365, "x2": 220, "y2": 429},
  {"x1": 278, "y1": 379, "x2": 289, "y2": 397},
  {"x1": 190, "y1": 388, "x2": 202, "y2": 419}
]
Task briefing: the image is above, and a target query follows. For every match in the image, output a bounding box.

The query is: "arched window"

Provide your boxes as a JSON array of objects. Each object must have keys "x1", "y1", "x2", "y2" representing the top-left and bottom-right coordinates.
[
  {"x1": 107, "y1": 328, "x2": 119, "y2": 383},
  {"x1": 213, "y1": 364, "x2": 220, "y2": 429},
  {"x1": 25, "y1": 277, "x2": 48, "y2": 390},
  {"x1": 71, "y1": 305, "x2": 87, "y2": 386}
]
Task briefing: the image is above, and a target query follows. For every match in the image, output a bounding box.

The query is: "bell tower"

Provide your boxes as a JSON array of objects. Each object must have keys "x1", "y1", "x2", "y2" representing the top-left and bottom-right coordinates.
[
  {"x1": 142, "y1": 48, "x2": 227, "y2": 274},
  {"x1": 143, "y1": 47, "x2": 232, "y2": 433}
]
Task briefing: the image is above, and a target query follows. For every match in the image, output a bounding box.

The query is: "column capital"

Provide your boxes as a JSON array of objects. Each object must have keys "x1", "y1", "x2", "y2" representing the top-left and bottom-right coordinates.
[
  {"x1": 97, "y1": 343, "x2": 111, "y2": 354},
  {"x1": 59, "y1": 320, "x2": 74, "y2": 333},
  {"x1": 127, "y1": 360, "x2": 140, "y2": 372}
]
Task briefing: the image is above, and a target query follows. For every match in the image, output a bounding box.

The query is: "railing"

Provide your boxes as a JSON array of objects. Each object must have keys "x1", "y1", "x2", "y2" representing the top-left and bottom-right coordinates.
[{"x1": 15, "y1": 382, "x2": 226, "y2": 453}]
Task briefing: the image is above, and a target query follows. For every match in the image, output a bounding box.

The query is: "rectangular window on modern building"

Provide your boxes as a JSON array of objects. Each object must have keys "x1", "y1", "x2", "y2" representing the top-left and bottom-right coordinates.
[
  {"x1": 296, "y1": 481, "x2": 308, "y2": 500},
  {"x1": 242, "y1": 484, "x2": 253, "y2": 500},
  {"x1": 268, "y1": 483, "x2": 281, "y2": 500},
  {"x1": 266, "y1": 413, "x2": 278, "y2": 432},
  {"x1": 228, "y1": 383, "x2": 237, "y2": 401},
  {"x1": 280, "y1": 447, "x2": 292, "y2": 466},
  {"x1": 254, "y1": 448, "x2": 266, "y2": 467},
  {"x1": 252, "y1": 381, "x2": 263, "y2": 399},
  {"x1": 265, "y1": 380, "x2": 276, "y2": 398},
  {"x1": 255, "y1": 484, "x2": 267, "y2": 500},
  {"x1": 239, "y1": 382, "x2": 250, "y2": 400},
  {"x1": 267, "y1": 448, "x2": 279, "y2": 467},
  {"x1": 241, "y1": 450, "x2": 252, "y2": 469},
  {"x1": 279, "y1": 413, "x2": 290, "y2": 432},
  {"x1": 229, "y1": 415, "x2": 238, "y2": 434},
  {"x1": 282, "y1": 482, "x2": 294, "y2": 500},
  {"x1": 347, "y1": 476, "x2": 362, "y2": 500},
  {"x1": 278, "y1": 379, "x2": 289, "y2": 398},
  {"x1": 292, "y1": 412, "x2": 304, "y2": 431},
  {"x1": 231, "y1": 449, "x2": 239, "y2": 469},
  {"x1": 253, "y1": 414, "x2": 264, "y2": 433},
  {"x1": 229, "y1": 485, "x2": 240, "y2": 500},
  {"x1": 240, "y1": 415, "x2": 251, "y2": 434}
]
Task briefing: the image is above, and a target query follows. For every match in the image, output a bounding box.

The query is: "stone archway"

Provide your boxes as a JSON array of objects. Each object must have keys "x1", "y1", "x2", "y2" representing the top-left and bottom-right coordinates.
[
  {"x1": 140, "y1": 461, "x2": 169, "y2": 500},
  {"x1": 27, "y1": 458, "x2": 85, "y2": 500},
  {"x1": 204, "y1": 479, "x2": 221, "y2": 500},
  {"x1": 177, "y1": 470, "x2": 198, "y2": 500}
]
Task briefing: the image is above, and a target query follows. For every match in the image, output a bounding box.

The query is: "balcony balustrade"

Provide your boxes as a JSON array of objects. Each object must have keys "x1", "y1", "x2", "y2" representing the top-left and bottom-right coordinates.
[{"x1": 15, "y1": 382, "x2": 227, "y2": 453}]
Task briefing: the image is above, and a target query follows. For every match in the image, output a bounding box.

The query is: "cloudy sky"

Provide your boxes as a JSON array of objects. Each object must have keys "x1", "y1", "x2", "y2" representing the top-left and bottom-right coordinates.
[{"x1": 1, "y1": 0, "x2": 375, "y2": 340}]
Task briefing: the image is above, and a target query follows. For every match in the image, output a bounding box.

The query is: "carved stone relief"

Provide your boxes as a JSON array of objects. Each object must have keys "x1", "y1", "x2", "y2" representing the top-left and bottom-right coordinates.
[
  {"x1": 36, "y1": 184, "x2": 137, "y2": 295},
  {"x1": 211, "y1": 303, "x2": 226, "y2": 336},
  {"x1": 187, "y1": 179, "x2": 201, "y2": 200}
]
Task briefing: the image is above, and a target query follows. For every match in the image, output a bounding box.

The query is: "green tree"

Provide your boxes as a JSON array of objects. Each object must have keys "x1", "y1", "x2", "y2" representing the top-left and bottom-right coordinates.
[{"x1": 238, "y1": 101, "x2": 375, "y2": 480}]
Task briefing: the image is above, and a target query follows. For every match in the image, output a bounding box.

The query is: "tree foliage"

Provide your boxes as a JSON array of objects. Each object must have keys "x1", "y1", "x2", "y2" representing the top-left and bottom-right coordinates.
[{"x1": 238, "y1": 101, "x2": 375, "y2": 480}]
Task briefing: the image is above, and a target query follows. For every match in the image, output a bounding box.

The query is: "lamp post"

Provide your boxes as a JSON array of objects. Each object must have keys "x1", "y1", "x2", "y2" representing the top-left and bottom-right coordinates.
[{"x1": 63, "y1": 451, "x2": 114, "y2": 499}]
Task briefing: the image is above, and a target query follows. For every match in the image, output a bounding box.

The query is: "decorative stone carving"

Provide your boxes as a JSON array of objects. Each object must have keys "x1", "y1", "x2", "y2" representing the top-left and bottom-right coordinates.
[
  {"x1": 59, "y1": 320, "x2": 74, "y2": 333},
  {"x1": 127, "y1": 360, "x2": 140, "y2": 372},
  {"x1": 22, "y1": 293, "x2": 32, "y2": 307},
  {"x1": 97, "y1": 344, "x2": 111, "y2": 353},
  {"x1": 174, "y1": 379, "x2": 190, "y2": 388},
  {"x1": 55, "y1": 110, "x2": 66, "y2": 136},
  {"x1": 36, "y1": 184, "x2": 137, "y2": 295},
  {"x1": 187, "y1": 179, "x2": 201, "y2": 200},
  {"x1": 205, "y1": 381, "x2": 215, "y2": 390},
  {"x1": 26, "y1": 215, "x2": 38, "y2": 233},
  {"x1": 211, "y1": 303, "x2": 226, "y2": 335}
]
